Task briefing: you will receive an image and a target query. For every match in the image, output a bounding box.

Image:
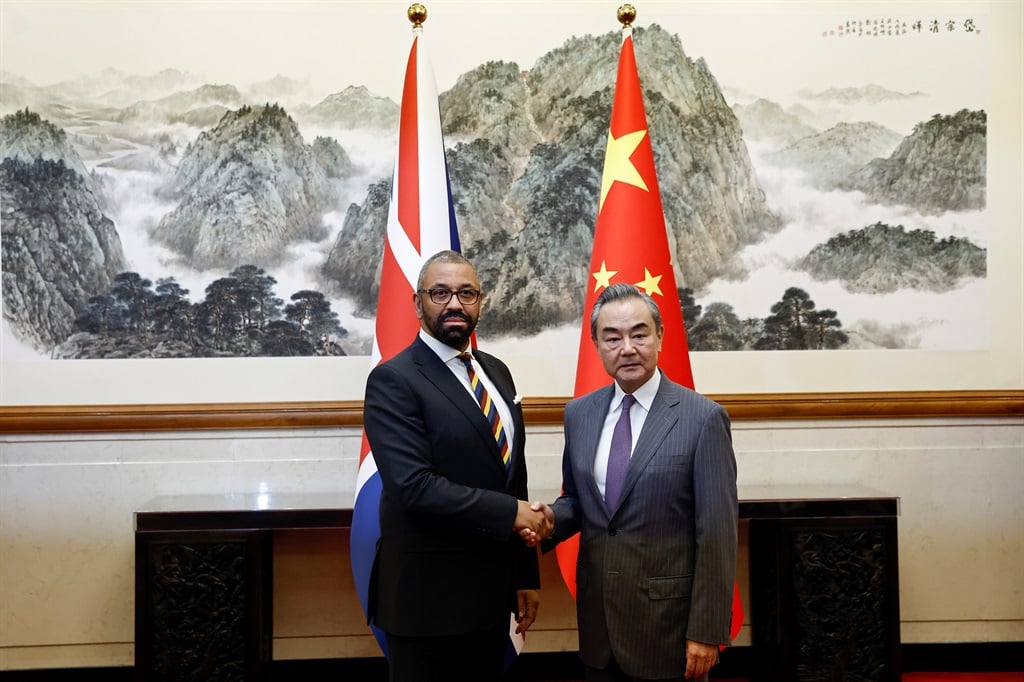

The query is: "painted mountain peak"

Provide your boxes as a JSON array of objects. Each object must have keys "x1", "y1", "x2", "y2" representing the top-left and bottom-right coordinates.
[
  {"x1": 324, "y1": 24, "x2": 782, "y2": 334},
  {"x1": 152, "y1": 103, "x2": 343, "y2": 270},
  {"x1": 1, "y1": 109, "x2": 127, "y2": 350},
  {"x1": 841, "y1": 109, "x2": 986, "y2": 214}
]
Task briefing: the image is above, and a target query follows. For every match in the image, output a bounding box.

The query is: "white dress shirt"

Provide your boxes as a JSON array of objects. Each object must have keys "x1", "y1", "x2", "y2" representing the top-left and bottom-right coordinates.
[
  {"x1": 418, "y1": 330, "x2": 516, "y2": 451},
  {"x1": 592, "y1": 370, "x2": 662, "y2": 500}
]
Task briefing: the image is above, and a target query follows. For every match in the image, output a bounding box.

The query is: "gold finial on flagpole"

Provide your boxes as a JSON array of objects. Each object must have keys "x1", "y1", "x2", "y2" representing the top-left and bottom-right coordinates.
[
  {"x1": 617, "y1": 4, "x2": 637, "y2": 29},
  {"x1": 408, "y1": 4, "x2": 427, "y2": 29}
]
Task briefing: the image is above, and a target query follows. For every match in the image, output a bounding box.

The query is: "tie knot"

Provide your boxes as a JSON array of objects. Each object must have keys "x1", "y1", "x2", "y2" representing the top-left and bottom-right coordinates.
[
  {"x1": 621, "y1": 394, "x2": 635, "y2": 411},
  {"x1": 457, "y1": 352, "x2": 473, "y2": 367}
]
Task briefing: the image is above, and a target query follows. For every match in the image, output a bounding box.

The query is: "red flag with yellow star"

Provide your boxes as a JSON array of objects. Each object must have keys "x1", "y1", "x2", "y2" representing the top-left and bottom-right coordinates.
[
  {"x1": 555, "y1": 29, "x2": 743, "y2": 647},
  {"x1": 572, "y1": 31, "x2": 693, "y2": 397}
]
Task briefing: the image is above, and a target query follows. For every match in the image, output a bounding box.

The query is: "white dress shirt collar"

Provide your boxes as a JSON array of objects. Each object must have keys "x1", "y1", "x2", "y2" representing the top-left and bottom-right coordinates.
[
  {"x1": 612, "y1": 369, "x2": 662, "y2": 412},
  {"x1": 418, "y1": 328, "x2": 467, "y2": 363}
]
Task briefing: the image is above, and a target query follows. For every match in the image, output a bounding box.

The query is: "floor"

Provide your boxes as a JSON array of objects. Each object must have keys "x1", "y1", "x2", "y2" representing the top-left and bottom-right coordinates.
[
  {"x1": 905, "y1": 671, "x2": 1024, "y2": 675},
  {"x1": 537, "y1": 676, "x2": 1024, "y2": 682}
]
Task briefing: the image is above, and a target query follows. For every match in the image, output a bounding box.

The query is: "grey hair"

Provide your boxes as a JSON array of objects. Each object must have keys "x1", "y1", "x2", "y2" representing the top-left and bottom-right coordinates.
[
  {"x1": 416, "y1": 250, "x2": 475, "y2": 289},
  {"x1": 590, "y1": 283, "x2": 664, "y2": 339}
]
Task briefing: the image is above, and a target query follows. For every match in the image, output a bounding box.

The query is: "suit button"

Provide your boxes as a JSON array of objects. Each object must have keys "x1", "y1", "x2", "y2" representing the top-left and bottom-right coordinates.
[{"x1": 608, "y1": 527, "x2": 618, "y2": 536}]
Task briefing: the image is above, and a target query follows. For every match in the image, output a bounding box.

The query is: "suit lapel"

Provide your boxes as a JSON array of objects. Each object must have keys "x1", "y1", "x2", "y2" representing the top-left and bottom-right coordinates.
[
  {"x1": 613, "y1": 378, "x2": 681, "y2": 514},
  {"x1": 475, "y1": 350, "x2": 523, "y2": 478},
  {"x1": 473, "y1": 352, "x2": 528, "y2": 475},
  {"x1": 411, "y1": 340, "x2": 506, "y2": 473},
  {"x1": 578, "y1": 387, "x2": 615, "y2": 515}
]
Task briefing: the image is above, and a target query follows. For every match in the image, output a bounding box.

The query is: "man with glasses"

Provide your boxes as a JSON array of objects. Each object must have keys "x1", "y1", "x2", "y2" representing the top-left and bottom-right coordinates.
[{"x1": 362, "y1": 249, "x2": 549, "y2": 682}]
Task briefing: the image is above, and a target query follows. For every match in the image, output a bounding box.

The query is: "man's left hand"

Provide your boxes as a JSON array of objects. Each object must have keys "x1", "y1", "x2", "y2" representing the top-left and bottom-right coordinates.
[
  {"x1": 515, "y1": 589, "x2": 540, "y2": 634},
  {"x1": 684, "y1": 640, "x2": 718, "y2": 679}
]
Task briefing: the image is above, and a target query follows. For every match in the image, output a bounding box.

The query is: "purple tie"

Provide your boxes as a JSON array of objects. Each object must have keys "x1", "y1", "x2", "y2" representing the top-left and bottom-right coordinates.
[{"x1": 605, "y1": 394, "x2": 635, "y2": 513}]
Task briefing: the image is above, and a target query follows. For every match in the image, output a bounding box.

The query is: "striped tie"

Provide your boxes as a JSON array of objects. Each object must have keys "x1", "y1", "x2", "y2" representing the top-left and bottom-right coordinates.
[{"x1": 458, "y1": 353, "x2": 510, "y2": 468}]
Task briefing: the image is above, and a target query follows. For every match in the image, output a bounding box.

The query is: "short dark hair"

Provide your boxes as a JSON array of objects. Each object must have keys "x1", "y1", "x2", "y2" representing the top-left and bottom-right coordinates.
[
  {"x1": 416, "y1": 250, "x2": 475, "y2": 289},
  {"x1": 590, "y1": 283, "x2": 663, "y2": 339}
]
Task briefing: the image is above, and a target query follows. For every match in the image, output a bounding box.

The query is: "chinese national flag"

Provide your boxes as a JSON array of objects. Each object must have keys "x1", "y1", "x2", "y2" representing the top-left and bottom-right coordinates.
[{"x1": 555, "y1": 31, "x2": 743, "y2": 647}]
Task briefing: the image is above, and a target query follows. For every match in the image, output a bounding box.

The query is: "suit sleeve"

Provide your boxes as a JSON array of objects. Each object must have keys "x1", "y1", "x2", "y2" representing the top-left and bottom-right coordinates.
[
  {"x1": 687, "y1": 404, "x2": 739, "y2": 645},
  {"x1": 364, "y1": 361, "x2": 518, "y2": 541},
  {"x1": 485, "y1": 356, "x2": 542, "y2": 590},
  {"x1": 542, "y1": 400, "x2": 583, "y2": 553}
]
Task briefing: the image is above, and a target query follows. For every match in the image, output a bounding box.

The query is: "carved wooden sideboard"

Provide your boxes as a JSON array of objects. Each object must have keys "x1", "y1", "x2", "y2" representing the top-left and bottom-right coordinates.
[
  {"x1": 134, "y1": 486, "x2": 900, "y2": 681},
  {"x1": 741, "y1": 486, "x2": 901, "y2": 682},
  {"x1": 134, "y1": 493, "x2": 352, "y2": 682}
]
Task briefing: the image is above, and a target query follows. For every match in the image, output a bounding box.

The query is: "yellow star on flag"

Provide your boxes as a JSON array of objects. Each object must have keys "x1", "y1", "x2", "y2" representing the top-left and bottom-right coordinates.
[
  {"x1": 634, "y1": 268, "x2": 663, "y2": 297},
  {"x1": 598, "y1": 128, "x2": 649, "y2": 211},
  {"x1": 591, "y1": 261, "x2": 618, "y2": 292}
]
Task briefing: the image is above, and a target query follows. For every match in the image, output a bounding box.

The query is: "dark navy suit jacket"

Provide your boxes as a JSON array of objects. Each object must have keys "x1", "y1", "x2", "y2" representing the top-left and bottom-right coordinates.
[{"x1": 363, "y1": 335, "x2": 538, "y2": 636}]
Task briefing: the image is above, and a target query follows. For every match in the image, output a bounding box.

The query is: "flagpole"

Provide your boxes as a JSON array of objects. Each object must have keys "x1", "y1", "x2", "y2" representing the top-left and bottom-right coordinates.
[
  {"x1": 618, "y1": 3, "x2": 636, "y2": 34},
  {"x1": 408, "y1": 2, "x2": 426, "y2": 31}
]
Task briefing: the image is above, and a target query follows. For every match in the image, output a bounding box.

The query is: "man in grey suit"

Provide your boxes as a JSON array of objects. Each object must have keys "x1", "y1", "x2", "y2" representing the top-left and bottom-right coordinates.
[{"x1": 531, "y1": 283, "x2": 738, "y2": 682}]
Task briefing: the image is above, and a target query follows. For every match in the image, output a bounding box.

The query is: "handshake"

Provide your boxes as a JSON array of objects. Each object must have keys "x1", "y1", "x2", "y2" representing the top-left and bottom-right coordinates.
[{"x1": 514, "y1": 500, "x2": 555, "y2": 547}]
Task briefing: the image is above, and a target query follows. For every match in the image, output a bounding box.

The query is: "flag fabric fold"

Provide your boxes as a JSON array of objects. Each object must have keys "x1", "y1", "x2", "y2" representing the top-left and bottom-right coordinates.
[{"x1": 554, "y1": 29, "x2": 743, "y2": 646}]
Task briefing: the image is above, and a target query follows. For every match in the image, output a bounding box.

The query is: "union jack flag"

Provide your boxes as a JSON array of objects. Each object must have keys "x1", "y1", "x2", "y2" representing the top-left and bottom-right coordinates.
[{"x1": 348, "y1": 20, "x2": 525, "y2": 664}]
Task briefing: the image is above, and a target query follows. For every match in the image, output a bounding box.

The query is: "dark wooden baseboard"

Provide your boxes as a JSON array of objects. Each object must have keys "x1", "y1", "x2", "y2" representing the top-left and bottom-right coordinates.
[
  {"x1": 2, "y1": 642, "x2": 1021, "y2": 680},
  {"x1": 900, "y1": 641, "x2": 1024, "y2": 672},
  {"x1": 269, "y1": 649, "x2": 751, "y2": 680},
  {"x1": 0, "y1": 668, "x2": 135, "y2": 682}
]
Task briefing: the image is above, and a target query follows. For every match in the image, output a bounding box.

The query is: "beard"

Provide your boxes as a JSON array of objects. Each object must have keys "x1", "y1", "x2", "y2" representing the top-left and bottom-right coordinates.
[{"x1": 432, "y1": 310, "x2": 477, "y2": 349}]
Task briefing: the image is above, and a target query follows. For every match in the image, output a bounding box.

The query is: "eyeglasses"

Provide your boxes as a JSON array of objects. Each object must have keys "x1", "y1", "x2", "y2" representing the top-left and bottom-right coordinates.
[{"x1": 417, "y1": 288, "x2": 482, "y2": 305}]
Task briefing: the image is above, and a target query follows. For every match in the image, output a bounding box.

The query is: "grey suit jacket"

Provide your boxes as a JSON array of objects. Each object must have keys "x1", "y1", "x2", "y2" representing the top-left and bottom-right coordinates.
[
  {"x1": 363, "y1": 336, "x2": 538, "y2": 637},
  {"x1": 546, "y1": 373, "x2": 737, "y2": 679}
]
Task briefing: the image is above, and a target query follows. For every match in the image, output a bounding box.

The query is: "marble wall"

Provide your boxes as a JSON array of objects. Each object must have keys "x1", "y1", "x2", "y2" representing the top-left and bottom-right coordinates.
[{"x1": 1, "y1": 417, "x2": 1022, "y2": 670}]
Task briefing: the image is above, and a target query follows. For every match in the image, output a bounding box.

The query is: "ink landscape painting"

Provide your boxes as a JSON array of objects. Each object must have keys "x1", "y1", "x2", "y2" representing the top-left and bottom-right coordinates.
[{"x1": 0, "y1": 1, "x2": 996, "y2": 388}]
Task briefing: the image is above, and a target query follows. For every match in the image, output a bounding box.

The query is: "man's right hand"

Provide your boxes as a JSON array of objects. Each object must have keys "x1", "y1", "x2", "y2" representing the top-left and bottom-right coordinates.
[{"x1": 515, "y1": 500, "x2": 554, "y2": 547}]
